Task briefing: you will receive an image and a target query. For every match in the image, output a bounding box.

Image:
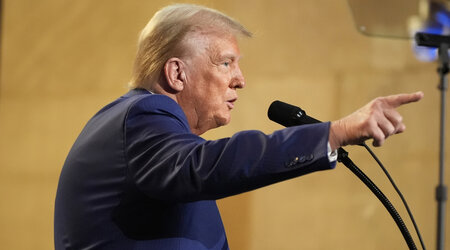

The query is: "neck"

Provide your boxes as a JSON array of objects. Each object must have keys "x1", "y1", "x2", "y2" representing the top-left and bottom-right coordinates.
[
  {"x1": 151, "y1": 83, "x2": 212, "y2": 135},
  {"x1": 177, "y1": 100, "x2": 216, "y2": 136}
]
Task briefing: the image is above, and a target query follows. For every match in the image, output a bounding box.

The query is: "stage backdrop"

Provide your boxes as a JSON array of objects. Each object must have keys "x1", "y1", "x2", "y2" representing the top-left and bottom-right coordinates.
[{"x1": 0, "y1": 0, "x2": 448, "y2": 249}]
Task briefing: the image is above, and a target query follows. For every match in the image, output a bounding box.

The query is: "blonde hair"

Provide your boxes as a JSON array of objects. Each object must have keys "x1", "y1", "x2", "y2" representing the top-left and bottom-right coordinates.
[{"x1": 128, "y1": 4, "x2": 252, "y2": 90}]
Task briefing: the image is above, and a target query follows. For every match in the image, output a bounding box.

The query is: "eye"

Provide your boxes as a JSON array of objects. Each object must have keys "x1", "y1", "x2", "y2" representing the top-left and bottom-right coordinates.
[{"x1": 223, "y1": 61, "x2": 230, "y2": 67}]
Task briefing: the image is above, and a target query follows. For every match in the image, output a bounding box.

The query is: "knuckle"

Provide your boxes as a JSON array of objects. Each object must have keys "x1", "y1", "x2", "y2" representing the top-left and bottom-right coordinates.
[
  {"x1": 368, "y1": 119, "x2": 378, "y2": 130},
  {"x1": 388, "y1": 126, "x2": 395, "y2": 135},
  {"x1": 397, "y1": 124, "x2": 406, "y2": 133},
  {"x1": 360, "y1": 120, "x2": 372, "y2": 133},
  {"x1": 373, "y1": 97, "x2": 385, "y2": 106}
]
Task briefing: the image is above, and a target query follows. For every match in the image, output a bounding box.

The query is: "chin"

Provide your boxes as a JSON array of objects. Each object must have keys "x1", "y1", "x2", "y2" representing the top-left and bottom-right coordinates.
[{"x1": 215, "y1": 115, "x2": 231, "y2": 127}]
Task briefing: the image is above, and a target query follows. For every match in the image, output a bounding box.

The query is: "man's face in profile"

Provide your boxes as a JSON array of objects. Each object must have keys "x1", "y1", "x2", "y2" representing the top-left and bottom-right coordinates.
[{"x1": 178, "y1": 32, "x2": 245, "y2": 133}]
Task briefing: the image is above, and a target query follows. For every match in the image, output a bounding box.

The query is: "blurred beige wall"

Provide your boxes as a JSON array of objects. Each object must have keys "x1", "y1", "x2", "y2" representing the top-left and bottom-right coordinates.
[{"x1": 0, "y1": 0, "x2": 448, "y2": 249}]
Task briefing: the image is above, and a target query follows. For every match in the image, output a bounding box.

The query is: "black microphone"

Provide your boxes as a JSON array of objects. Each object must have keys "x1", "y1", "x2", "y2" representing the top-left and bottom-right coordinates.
[{"x1": 267, "y1": 100, "x2": 322, "y2": 127}]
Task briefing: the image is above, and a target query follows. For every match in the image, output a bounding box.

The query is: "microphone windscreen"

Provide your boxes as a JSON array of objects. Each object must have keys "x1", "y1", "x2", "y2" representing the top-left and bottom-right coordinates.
[
  {"x1": 267, "y1": 100, "x2": 321, "y2": 127},
  {"x1": 268, "y1": 101, "x2": 300, "y2": 127}
]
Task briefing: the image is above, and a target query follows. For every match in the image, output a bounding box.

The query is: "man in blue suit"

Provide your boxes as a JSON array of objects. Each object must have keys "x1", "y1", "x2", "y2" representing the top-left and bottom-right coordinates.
[{"x1": 54, "y1": 4, "x2": 423, "y2": 249}]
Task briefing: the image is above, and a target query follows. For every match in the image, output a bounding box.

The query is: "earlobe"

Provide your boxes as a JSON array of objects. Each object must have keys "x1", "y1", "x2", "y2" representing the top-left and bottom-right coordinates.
[{"x1": 164, "y1": 58, "x2": 185, "y2": 92}]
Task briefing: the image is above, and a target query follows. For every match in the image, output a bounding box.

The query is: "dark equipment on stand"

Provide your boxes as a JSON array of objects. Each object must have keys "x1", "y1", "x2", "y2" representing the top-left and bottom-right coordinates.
[
  {"x1": 415, "y1": 32, "x2": 449, "y2": 250},
  {"x1": 347, "y1": 1, "x2": 450, "y2": 249}
]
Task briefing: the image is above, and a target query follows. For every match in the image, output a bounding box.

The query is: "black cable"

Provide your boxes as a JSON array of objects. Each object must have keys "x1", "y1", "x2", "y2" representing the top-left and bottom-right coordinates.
[
  {"x1": 338, "y1": 148, "x2": 417, "y2": 250},
  {"x1": 361, "y1": 142, "x2": 426, "y2": 250}
]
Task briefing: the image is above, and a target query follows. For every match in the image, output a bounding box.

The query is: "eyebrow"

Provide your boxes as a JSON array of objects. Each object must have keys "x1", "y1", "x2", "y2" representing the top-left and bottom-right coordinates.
[
  {"x1": 218, "y1": 53, "x2": 240, "y2": 62},
  {"x1": 207, "y1": 47, "x2": 241, "y2": 64}
]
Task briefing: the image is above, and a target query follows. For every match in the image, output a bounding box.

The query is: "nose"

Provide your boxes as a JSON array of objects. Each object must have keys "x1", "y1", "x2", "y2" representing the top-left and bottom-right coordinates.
[{"x1": 231, "y1": 66, "x2": 245, "y2": 89}]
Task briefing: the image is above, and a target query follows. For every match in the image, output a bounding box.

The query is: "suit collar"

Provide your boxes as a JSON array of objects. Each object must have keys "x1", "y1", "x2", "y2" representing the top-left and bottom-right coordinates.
[{"x1": 123, "y1": 88, "x2": 152, "y2": 98}]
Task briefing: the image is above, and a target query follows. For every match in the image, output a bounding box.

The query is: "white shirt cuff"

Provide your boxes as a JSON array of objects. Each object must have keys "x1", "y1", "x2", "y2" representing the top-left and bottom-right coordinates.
[{"x1": 327, "y1": 142, "x2": 338, "y2": 163}]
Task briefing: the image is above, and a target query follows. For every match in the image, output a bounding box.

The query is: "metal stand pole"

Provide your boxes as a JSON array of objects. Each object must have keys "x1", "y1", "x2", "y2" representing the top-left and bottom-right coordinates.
[
  {"x1": 436, "y1": 44, "x2": 448, "y2": 250},
  {"x1": 414, "y1": 32, "x2": 450, "y2": 250}
]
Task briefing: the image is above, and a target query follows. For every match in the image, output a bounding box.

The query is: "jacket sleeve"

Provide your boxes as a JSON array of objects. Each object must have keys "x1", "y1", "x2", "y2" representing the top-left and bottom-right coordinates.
[{"x1": 124, "y1": 96, "x2": 335, "y2": 202}]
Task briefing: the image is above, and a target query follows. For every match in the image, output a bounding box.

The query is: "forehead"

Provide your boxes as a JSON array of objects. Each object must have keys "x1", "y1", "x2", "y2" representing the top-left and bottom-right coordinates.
[{"x1": 182, "y1": 30, "x2": 241, "y2": 60}]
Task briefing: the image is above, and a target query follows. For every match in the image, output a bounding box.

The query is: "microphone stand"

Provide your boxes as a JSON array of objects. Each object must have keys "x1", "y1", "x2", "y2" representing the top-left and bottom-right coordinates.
[
  {"x1": 436, "y1": 43, "x2": 448, "y2": 250},
  {"x1": 415, "y1": 32, "x2": 449, "y2": 250}
]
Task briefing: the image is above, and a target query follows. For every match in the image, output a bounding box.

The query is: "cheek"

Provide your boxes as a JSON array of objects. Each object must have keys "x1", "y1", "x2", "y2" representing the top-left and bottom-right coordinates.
[
  {"x1": 193, "y1": 72, "x2": 231, "y2": 108},
  {"x1": 203, "y1": 83, "x2": 228, "y2": 102}
]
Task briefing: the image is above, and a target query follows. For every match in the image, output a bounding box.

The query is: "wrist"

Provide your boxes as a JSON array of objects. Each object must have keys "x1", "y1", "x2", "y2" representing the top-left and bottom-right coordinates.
[{"x1": 329, "y1": 120, "x2": 345, "y2": 151}]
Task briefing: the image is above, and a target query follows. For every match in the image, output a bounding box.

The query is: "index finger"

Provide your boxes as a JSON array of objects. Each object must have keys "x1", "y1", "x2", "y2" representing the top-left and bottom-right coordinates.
[{"x1": 384, "y1": 91, "x2": 424, "y2": 107}]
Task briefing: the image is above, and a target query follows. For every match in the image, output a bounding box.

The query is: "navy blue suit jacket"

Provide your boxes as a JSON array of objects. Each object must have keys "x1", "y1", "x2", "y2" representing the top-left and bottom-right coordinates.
[{"x1": 54, "y1": 89, "x2": 335, "y2": 249}]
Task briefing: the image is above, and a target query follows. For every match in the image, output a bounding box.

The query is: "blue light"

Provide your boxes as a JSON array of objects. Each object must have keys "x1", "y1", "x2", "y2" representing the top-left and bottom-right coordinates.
[
  {"x1": 413, "y1": 5, "x2": 450, "y2": 62},
  {"x1": 413, "y1": 46, "x2": 438, "y2": 62},
  {"x1": 436, "y1": 10, "x2": 450, "y2": 27},
  {"x1": 421, "y1": 26, "x2": 444, "y2": 35}
]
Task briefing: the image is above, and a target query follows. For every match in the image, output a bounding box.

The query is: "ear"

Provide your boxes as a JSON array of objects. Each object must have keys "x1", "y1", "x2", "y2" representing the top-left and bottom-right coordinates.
[{"x1": 164, "y1": 58, "x2": 186, "y2": 93}]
